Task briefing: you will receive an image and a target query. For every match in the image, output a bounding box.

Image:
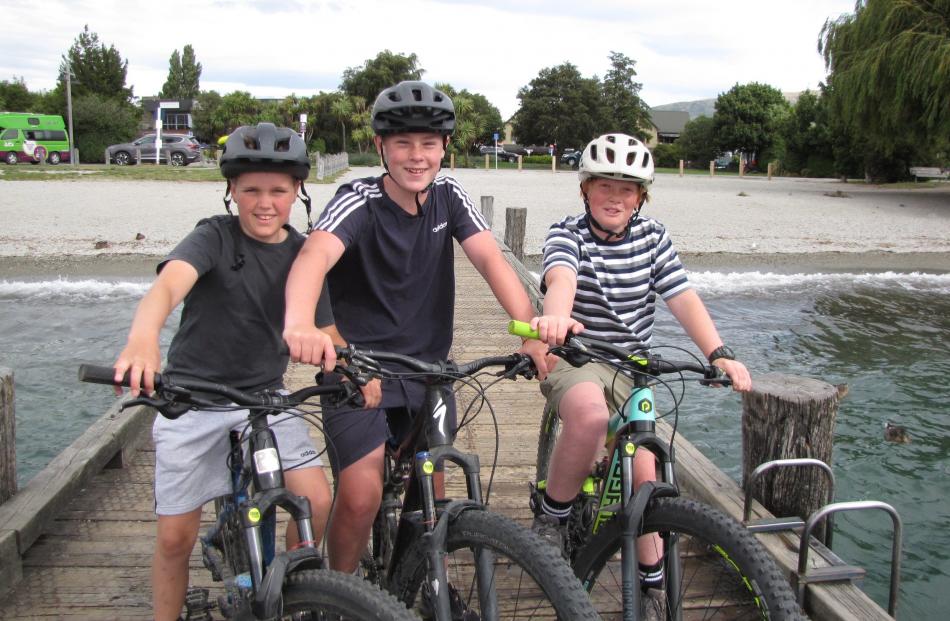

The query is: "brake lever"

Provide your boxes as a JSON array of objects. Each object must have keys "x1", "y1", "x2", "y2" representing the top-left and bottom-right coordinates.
[
  {"x1": 499, "y1": 355, "x2": 536, "y2": 380},
  {"x1": 699, "y1": 366, "x2": 733, "y2": 387},
  {"x1": 122, "y1": 397, "x2": 192, "y2": 419}
]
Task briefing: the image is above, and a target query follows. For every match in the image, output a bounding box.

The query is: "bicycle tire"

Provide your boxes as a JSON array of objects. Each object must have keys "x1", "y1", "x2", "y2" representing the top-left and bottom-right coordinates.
[
  {"x1": 214, "y1": 497, "x2": 250, "y2": 578},
  {"x1": 535, "y1": 404, "x2": 560, "y2": 484},
  {"x1": 573, "y1": 497, "x2": 806, "y2": 620},
  {"x1": 390, "y1": 508, "x2": 599, "y2": 620},
  {"x1": 281, "y1": 569, "x2": 416, "y2": 620}
]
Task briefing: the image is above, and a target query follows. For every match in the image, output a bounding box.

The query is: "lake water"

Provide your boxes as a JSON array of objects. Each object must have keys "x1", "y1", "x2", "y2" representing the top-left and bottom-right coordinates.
[{"x1": 1, "y1": 269, "x2": 948, "y2": 618}]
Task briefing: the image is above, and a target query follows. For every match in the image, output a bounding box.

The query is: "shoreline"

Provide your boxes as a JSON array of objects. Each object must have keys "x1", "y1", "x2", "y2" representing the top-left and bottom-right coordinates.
[{"x1": 2, "y1": 250, "x2": 948, "y2": 280}]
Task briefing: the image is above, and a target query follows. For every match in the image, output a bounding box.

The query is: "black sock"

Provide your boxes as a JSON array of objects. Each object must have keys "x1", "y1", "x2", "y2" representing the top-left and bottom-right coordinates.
[
  {"x1": 540, "y1": 492, "x2": 572, "y2": 524},
  {"x1": 639, "y1": 560, "x2": 664, "y2": 591}
]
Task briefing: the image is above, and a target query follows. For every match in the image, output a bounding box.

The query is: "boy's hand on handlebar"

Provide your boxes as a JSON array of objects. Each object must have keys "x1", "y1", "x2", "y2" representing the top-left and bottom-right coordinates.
[
  {"x1": 713, "y1": 358, "x2": 752, "y2": 392},
  {"x1": 284, "y1": 324, "x2": 336, "y2": 370},
  {"x1": 530, "y1": 315, "x2": 584, "y2": 346},
  {"x1": 113, "y1": 337, "x2": 161, "y2": 397},
  {"x1": 360, "y1": 378, "x2": 382, "y2": 409},
  {"x1": 519, "y1": 338, "x2": 557, "y2": 381}
]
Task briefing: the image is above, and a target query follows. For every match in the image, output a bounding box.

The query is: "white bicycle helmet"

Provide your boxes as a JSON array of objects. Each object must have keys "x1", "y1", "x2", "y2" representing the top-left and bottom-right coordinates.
[{"x1": 579, "y1": 133, "x2": 654, "y2": 187}]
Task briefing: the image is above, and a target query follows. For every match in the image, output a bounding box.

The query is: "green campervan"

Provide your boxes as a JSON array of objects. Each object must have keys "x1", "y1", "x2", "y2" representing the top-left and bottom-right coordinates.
[{"x1": 0, "y1": 113, "x2": 71, "y2": 165}]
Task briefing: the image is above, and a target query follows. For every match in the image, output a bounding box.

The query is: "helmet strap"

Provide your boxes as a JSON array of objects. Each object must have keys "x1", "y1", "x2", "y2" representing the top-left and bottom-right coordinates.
[
  {"x1": 299, "y1": 182, "x2": 314, "y2": 233},
  {"x1": 223, "y1": 181, "x2": 234, "y2": 215}
]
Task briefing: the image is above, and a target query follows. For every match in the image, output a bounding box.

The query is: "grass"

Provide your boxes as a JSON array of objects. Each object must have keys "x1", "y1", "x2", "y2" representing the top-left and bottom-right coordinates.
[{"x1": 0, "y1": 162, "x2": 345, "y2": 183}]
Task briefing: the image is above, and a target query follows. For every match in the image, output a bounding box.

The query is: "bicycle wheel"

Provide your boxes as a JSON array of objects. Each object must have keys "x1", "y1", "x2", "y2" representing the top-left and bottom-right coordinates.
[
  {"x1": 535, "y1": 404, "x2": 560, "y2": 483},
  {"x1": 573, "y1": 497, "x2": 806, "y2": 620},
  {"x1": 281, "y1": 569, "x2": 416, "y2": 620},
  {"x1": 214, "y1": 497, "x2": 250, "y2": 578},
  {"x1": 390, "y1": 508, "x2": 599, "y2": 620}
]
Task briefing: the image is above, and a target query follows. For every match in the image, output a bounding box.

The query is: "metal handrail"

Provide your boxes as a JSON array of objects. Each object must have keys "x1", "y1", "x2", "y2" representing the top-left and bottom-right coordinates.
[
  {"x1": 797, "y1": 500, "x2": 902, "y2": 617},
  {"x1": 744, "y1": 458, "x2": 836, "y2": 546}
]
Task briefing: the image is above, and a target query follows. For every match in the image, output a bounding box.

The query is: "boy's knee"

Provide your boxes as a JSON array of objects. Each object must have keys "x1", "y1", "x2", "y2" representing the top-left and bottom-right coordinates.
[
  {"x1": 155, "y1": 525, "x2": 198, "y2": 558},
  {"x1": 335, "y1": 487, "x2": 381, "y2": 519}
]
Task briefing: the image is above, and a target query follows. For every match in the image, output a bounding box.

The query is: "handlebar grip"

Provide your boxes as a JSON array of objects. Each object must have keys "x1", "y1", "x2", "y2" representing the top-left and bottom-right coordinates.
[
  {"x1": 508, "y1": 320, "x2": 539, "y2": 340},
  {"x1": 78, "y1": 364, "x2": 127, "y2": 386},
  {"x1": 78, "y1": 364, "x2": 162, "y2": 389}
]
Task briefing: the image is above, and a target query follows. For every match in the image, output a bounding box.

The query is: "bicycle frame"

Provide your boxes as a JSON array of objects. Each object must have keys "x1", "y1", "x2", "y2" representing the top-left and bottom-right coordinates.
[{"x1": 376, "y1": 380, "x2": 500, "y2": 620}]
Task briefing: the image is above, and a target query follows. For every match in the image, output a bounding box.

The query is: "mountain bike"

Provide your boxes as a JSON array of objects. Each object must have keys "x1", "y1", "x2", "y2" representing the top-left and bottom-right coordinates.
[
  {"x1": 328, "y1": 344, "x2": 600, "y2": 620},
  {"x1": 78, "y1": 363, "x2": 415, "y2": 621},
  {"x1": 509, "y1": 321, "x2": 806, "y2": 621}
]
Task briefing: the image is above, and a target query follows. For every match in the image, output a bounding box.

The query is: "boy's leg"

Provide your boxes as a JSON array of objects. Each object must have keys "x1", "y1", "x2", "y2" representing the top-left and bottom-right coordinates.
[
  {"x1": 326, "y1": 443, "x2": 385, "y2": 573},
  {"x1": 545, "y1": 381, "x2": 609, "y2": 502},
  {"x1": 284, "y1": 465, "x2": 332, "y2": 548},
  {"x1": 153, "y1": 509, "x2": 202, "y2": 621}
]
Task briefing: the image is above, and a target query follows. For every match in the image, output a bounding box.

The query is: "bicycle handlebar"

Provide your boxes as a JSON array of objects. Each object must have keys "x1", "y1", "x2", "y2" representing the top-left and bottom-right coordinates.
[
  {"x1": 78, "y1": 364, "x2": 359, "y2": 418},
  {"x1": 507, "y1": 320, "x2": 729, "y2": 385},
  {"x1": 331, "y1": 345, "x2": 535, "y2": 384}
]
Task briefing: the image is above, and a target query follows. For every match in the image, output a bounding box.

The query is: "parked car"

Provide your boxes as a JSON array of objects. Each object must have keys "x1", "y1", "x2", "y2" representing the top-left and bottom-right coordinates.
[
  {"x1": 106, "y1": 134, "x2": 202, "y2": 166},
  {"x1": 714, "y1": 154, "x2": 733, "y2": 169},
  {"x1": 477, "y1": 145, "x2": 519, "y2": 162},
  {"x1": 560, "y1": 148, "x2": 583, "y2": 169}
]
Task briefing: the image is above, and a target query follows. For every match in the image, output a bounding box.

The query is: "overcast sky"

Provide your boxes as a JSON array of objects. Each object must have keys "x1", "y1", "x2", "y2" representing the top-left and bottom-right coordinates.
[{"x1": 3, "y1": 0, "x2": 856, "y2": 119}]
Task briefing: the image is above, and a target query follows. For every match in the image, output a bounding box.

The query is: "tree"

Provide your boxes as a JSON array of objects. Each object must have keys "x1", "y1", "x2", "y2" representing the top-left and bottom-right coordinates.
[
  {"x1": 191, "y1": 90, "x2": 223, "y2": 144},
  {"x1": 602, "y1": 52, "x2": 651, "y2": 138},
  {"x1": 71, "y1": 93, "x2": 139, "y2": 162},
  {"x1": 819, "y1": 0, "x2": 950, "y2": 173},
  {"x1": 778, "y1": 90, "x2": 836, "y2": 177},
  {"x1": 514, "y1": 63, "x2": 608, "y2": 150},
  {"x1": 713, "y1": 82, "x2": 789, "y2": 164},
  {"x1": 331, "y1": 96, "x2": 353, "y2": 152},
  {"x1": 340, "y1": 50, "x2": 424, "y2": 103},
  {"x1": 0, "y1": 77, "x2": 36, "y2": 111},
  {"x1": 212, "y1": 91, "x2": 262, "y2": 136},
  {"x1": 159, "y1": 44, "x2": 202, "y2": 100},
  {"x1": 436, "y1": 83, "x2": 504, "y2": 159},
  {"x1": 57, "y1": 25, "x2": 133, "y2": 103},
  {"x1": 676, "y1": 115, "x2": 719, "y2": 167}
]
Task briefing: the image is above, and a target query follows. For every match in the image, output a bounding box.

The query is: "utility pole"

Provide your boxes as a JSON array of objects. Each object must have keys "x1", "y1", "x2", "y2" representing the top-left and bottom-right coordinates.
[{"x1": 64, "y1": 58, "x2": 76, "y2": 166}]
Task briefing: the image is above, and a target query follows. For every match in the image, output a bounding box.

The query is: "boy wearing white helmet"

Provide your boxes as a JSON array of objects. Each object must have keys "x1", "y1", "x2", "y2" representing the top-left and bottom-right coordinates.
[{"x1": 528, "y1": 133, "x2": 752, "y2": 606}]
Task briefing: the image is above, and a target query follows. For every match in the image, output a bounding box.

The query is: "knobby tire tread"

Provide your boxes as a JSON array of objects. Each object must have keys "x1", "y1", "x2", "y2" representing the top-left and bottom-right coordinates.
[
  {"x1": 391, "y1": 509, "x2": 599, "y2": 620},
  {"x1": 282, "y1": 569, "x2": 416, "y2": 620},
  {"x1": 573, "y1": 497, "x2": 806, "y2": 620}
]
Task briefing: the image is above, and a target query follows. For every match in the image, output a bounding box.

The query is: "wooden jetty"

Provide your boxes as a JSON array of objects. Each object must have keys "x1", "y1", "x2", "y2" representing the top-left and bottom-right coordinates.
[{"x1": 0, "y1": 241, "x2": 890, "y2": 620}]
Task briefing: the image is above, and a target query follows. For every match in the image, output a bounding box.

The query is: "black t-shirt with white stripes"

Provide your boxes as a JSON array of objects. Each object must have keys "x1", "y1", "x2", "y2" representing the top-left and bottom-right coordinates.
[
  {"x1": 541, "y1": 213, "x2": 689, "y2": 351},
  {"x1": 315, "y1": 174, "x2": 487, "y2": 366}
]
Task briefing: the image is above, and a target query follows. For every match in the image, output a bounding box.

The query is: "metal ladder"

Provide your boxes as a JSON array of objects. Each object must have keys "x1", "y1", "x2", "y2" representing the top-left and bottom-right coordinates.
[{"x1": 742, "y1": 458, "x2": 903, "y2": 617}]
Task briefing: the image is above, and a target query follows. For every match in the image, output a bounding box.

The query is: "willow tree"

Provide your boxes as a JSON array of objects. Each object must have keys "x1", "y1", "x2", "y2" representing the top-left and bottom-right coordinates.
[{"x1": 819, "y1": 0, "x2": 950, "y2": 164}]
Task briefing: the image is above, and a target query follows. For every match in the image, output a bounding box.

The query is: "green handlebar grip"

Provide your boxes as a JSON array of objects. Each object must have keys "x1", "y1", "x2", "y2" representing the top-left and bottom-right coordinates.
[{"x1": 508, "y1": 320, "x2": 539, "y2": 340}]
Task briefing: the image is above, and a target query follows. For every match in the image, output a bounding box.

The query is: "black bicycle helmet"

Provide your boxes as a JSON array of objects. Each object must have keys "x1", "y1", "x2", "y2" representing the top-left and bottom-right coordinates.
[
  {"x1": 220, "y1": 122, "x2": 310, "y2": 180},
  {"x1": 371, "y1": 81, "x2": 455, "y2": 136}
]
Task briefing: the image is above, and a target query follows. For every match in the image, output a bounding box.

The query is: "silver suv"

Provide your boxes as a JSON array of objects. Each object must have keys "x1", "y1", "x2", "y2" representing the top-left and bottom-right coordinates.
[{"x1": 107, "y1": 134, "x2": 202, "y2": 166}]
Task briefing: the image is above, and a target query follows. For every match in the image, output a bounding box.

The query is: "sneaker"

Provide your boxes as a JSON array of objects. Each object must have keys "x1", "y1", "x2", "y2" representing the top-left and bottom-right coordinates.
[
  {"x1": 531, "y1": 513, "x2": 567, "y2": 556},
  {"x1": 640, "y1": 588, "x2": 667, "y2": 621}
]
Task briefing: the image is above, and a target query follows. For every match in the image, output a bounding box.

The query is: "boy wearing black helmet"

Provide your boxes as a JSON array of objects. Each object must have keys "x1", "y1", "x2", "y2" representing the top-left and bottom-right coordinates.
[
  {"x1": 283, "y1": 81, "x2": 550, "y2": 573},
  {"x1": 112, "y1": 123, "x2": 338, "y2": 621}
]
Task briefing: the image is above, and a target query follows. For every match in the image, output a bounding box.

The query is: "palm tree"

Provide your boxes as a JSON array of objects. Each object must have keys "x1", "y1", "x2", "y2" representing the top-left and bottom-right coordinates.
[{"x1": 331, "y1": 96, "x2": 353, "y2": 152}]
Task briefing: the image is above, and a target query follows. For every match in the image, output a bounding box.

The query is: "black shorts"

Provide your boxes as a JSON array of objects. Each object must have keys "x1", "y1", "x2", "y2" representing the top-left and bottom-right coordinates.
[{"x1": 321, "y1": 377, "x2": 457, "y2": 473}]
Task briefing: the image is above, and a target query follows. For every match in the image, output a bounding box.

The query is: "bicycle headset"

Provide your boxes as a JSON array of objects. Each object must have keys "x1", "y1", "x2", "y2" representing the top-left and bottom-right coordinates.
[
  {"x1": 371, "y1": 81, "x2": 456, "y2": 210},
  {"x1": 578, "y1": 133, "x2": 655, "y2": 241},
  {"x1": 219, "y1": 122, "x2": 313, "y2": 270}
]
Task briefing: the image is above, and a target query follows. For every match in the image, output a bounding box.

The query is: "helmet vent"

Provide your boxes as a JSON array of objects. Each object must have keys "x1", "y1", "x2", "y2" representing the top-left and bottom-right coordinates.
[
  {"x1": 642, "y1": 152, "x2": 651, "y2": 167},
  {"x1": 590, "y1": 145, "x2": 598, "y2": 161},
  {"x1": 275, "y1": 137, "x2": 291, "y2": 152},
  {"x1": 605, "y1": 147, "x2": 615, "y2": 164},
  {"x1": 606, "y1": 135, "x2": 616, "y2": 144},
  {"x1": 626, "y1": 151, "x2": 636, "y2": 166},
  {"x1": 411, "y1": 88, "x2": 423, "y2": 101},
  {"x1": 242, "y1": 134, "x2": 260, "y2": 150}
]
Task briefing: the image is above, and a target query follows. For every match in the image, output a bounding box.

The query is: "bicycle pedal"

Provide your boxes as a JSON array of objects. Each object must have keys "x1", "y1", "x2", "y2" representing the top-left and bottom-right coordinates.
[{"x1": 184, "y1": 587, "x2": 213, "y2": 620}]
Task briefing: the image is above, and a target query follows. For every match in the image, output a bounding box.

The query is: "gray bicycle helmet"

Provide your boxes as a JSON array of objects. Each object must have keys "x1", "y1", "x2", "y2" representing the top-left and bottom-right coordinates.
[
  {"x1": 220, "y1": 122, "x2": 310, "y2": 180},
  {"x1": 371, "y1": 81, "x2": 455, "y2": 136}
]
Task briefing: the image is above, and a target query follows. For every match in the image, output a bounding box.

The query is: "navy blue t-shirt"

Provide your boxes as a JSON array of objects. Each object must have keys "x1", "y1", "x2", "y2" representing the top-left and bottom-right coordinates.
[{"x1": 315, "y1": 174, "x2": 487, "y2": 365}]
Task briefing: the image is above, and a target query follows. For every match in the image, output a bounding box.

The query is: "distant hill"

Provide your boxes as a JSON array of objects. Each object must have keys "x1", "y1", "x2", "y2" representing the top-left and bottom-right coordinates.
[{"x1": 652, "y1": 92, "x2": 804, "y2": 120}]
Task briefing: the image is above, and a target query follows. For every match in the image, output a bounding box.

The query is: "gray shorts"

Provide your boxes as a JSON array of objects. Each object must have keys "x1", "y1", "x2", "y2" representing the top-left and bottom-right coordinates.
[
  {"x1": 541, "y1": 362, "x2": 636, "y2": 416},
  {"x1": 152, "y1": 406, "x2": 321, "y2": 515}
]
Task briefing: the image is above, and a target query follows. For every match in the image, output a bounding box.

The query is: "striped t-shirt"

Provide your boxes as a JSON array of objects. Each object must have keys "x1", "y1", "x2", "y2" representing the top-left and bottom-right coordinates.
[{"x1": 541, "y1": 214, "x2": 690, "y2": 350}]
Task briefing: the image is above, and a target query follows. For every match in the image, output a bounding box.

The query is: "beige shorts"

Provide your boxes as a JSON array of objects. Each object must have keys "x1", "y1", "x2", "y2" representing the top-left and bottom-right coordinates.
[{"x1": 541, "y1": 361, "x2": 637, "y2": 416}]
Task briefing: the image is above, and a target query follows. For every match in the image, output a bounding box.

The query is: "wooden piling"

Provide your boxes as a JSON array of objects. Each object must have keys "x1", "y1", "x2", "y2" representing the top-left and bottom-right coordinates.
[
  {"x1": 709, "y1": 160, "x2": 715, "y2": 176},
  {"x1": 480, "y1": 196, "x2": 494, "y2": 229},
  {"x1": 741, "y1": 373, "x2": 839, "y2": 540},
  {"x1": 0, "y1": 369, "x2": 14, "y2": 505},
  {"x1": 504, "y1": 207, "x2": 527, "y2": 261},
  {"x1": 679, "y1": 160, "x2": 684, "y2": 177}
]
